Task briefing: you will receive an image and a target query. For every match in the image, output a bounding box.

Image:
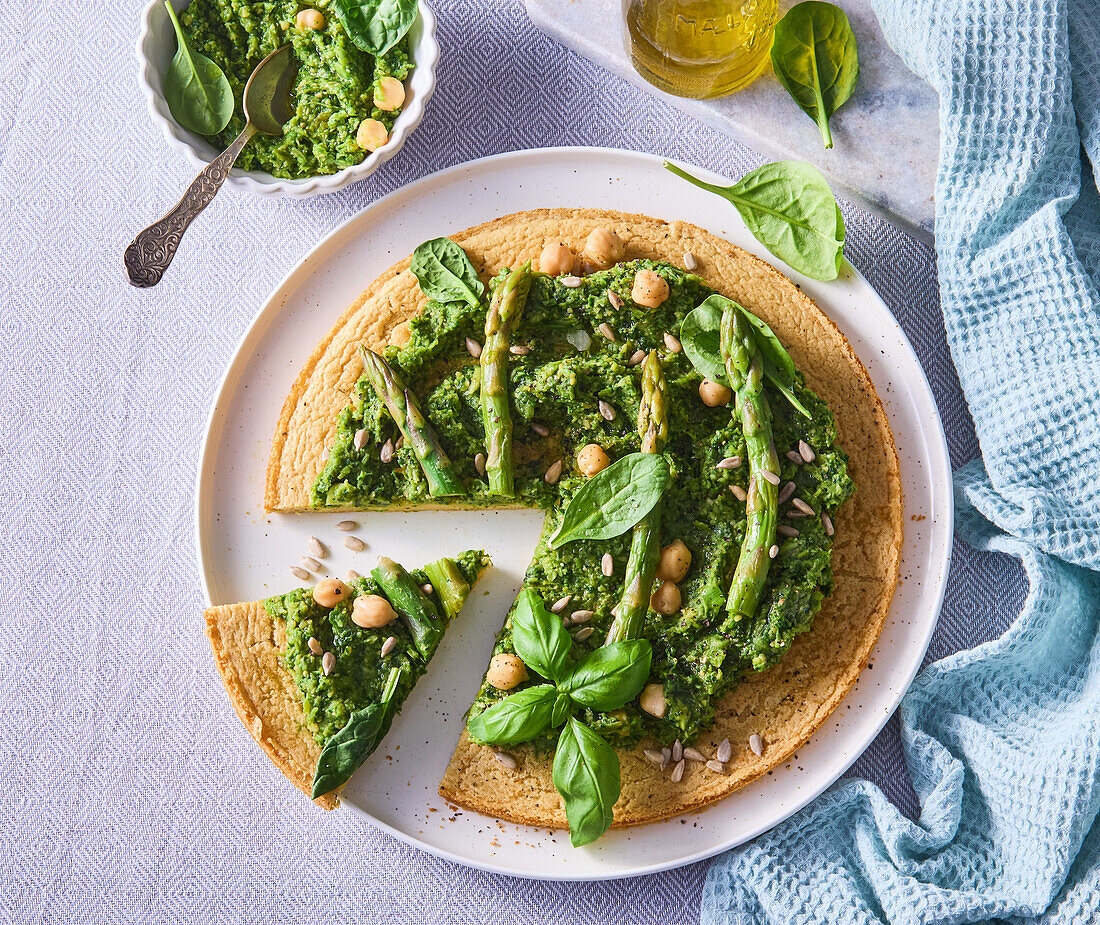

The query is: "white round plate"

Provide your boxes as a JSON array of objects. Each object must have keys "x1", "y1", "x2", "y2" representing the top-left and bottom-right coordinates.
[{"x1": 196, "y1": 147, "x2": 951, "y2": 880}]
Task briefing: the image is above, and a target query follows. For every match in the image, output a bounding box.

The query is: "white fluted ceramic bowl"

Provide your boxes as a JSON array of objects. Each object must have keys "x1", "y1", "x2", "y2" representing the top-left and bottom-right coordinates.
[{"x1": 137, "y1": 0, "x2": 438, "y2": 196}]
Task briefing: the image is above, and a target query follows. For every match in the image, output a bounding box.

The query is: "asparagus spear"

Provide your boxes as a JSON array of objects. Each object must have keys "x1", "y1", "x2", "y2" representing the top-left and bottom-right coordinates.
[
  {"x1": 422, "y1": 556, "x2": 472, "y2": 622},
  {"x1": 606, "y1": 351, "x2": 668, "y2": 644},
  {"x1": 480, "y1": 263, "x2": 533, "y2": 496},
  {"x1": 721, "y1": 306, "x2": 779, "y2": 622},
  {"x1": 359, "y1": 346, "x2": 464, "y2": 497},
  {"x1": 372, "y1": 556, "x2": 446, "y2": 660}
]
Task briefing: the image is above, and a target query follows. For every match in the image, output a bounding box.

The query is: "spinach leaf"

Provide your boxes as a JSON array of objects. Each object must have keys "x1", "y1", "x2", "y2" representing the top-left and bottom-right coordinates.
[
  {"x1": 311, "y1": 666, "x2": 404, "y2": 798},
  {"x1": 332, "y1": 0, "x2": 418, "y2": 56},
  {"x1": 552, "y1": 718, "x2": 621, "y2": 847},
  {"x1": 162, "y1": 1, "x2": 234, "y2": 135},
  {"x1": 410, "y1": 237, "x2": 485, "y2": 308},
  {"x1": 549, "y1": 453, "x2": 671, "y2": 549},
  {"x1": 511, "y1": 588, "x2": 573, "y2": 683},
  {"x1": 559, "y1": 641, "x2": 652, "y2": 712},
  {"x1": 771, "y1": 2, "x2": 859, "y2": 150},
  {"x1": 466, "y1": 684, "x2": 558, "y2": 745},
  {"x1": 685, "y1": 295, "x2": 811, "y2": 417},
  {"x1": 664, "y1": 160, "x2": 845, "y2": 282}
]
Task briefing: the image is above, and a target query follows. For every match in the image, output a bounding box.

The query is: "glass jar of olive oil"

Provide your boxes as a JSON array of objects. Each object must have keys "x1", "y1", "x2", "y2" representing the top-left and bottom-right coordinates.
[{"x1": 624, "y1": 0, "x2": 778, "y2": 99}]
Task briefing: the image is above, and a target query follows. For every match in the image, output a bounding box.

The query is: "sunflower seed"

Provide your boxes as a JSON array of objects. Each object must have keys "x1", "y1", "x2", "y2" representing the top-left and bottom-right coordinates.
[
  {"x1": 421, "y1": 583, "x2": 433, "y2": 595},
  {"x1": 551, "y1": 595, "x2": 572, "y2": 614},
  {"x1": 493, "y1": 749, "x2": 518, "y2": 770},
  {"x1": 777, "y1": 525, "x2": 800, "y2": 538},
  {"x1": 307, "y1": 636, "x2": 322, "y2": 655},
  {"x1": 661, "y1": 747, "x2": 672, "y2": 767},
  {"x1": 769, "y1": 544, "x2": 779, "y2": 558},
  {"x1": 663, "y1": 332, "x2": 682, "y2": 353},
  {"x1": 716, "y1": 456, "x2": 742, "y2": 470},
  {"x1": 786, "y1": 450, "x2": 804, "y2": 465},
  {"x1": 608, "y1": 289, "x2": 624, "y2": 310},
  {"x1": 822, "y1": 511, "x2": 835, "y2": 536},
  {"x1": 761, "y1": 469, "x2": 780, "y2": 485},
  {"x1": 395, "y1": 435, "x2": 404, "y2": 451},
  {"x1": 465, "y1": 337, "x2": 482, "y2": 358},
  {"x1": 596, "y1": 322, "x2": 616, "y2": 342},
  {"x1": 380, "y1": 439, "x2": 394, "y2": 463},
  {"x1": 683, "y1": 747, "x2": 705, "y2": 762},
  {"x1": 683, "y1": 251, "x2": 697, "y2": 270},
  {"x1": 544, "y1": 460, "x2": 563, "y2": 484},
  {"x1": 601, "y1": 553, "x2": 614, "y2": 577},
  {"x1": 788, "y1": 509, "x2": 811, "y2": 518},
  {"x1": 598, "y1": 400, "x2": 616, "y2": 421},
  {"x1": 308, "y1": 536, "x2": 327, "y2": 558},
  {"x1": 300, "y1": 556, "x2": 323, "y2": 571},
  {"x1": 628, "y1": 349, "x2": 646, "y2": 366},
  {"x1": 509, "y1": 344, "x2": 531, "y2": 355},
  {"x1": 530, "y1": 422, "x2": 550, "y2": 437},
  {"x1": 749, "y1": 733, "x2": 764, "y2": 756},
  {"x1": 570, "y1": 610, "x2": 594, "y2": 623},
  {"x1": 290, "y1": 566, "x2": 311, "y2": 581},
  {"x1": 791, "y1": 497, "x2": 815, "y2": 515},
  {"x1": 474, "y1": 452, "x2": 487, "y2": 477},
  {"x1": 335, "y1": 520, "x2": 357, "y2": 531},
  {"x1": 353, "y1": 429, "x2": 367, "y2": 451},
  {"x1": 346, "y1": 569, "x2": 360, "y2": 582},
  {"x1": 716, "y1": 737, "x2": 732, "y2": 762},
  {"x1": 778, "y1": 481, "x2": 797, "y2": 503},
  {"x1": 672, "y1": 739, "x2": 683, "y2": 762},
  {"x1": 344, "y1": 536, "x2": 366, "y2": 552},
  {"x1": 321, "y1": 652, "x2": 335, "y2": 676},
  {"x1": 560, "y1": 275, "x2": 582, "y2": 288},
  {"x1": 730, "y1": 485, "x2": 748, "y2": 502},
  {"x1": 381, "y1": 636, "x2": 397, "y2": 657},
  {"x1": 799, "y1": 440, "x2": 816, "y2": 463},
  {"x1": 670, "y1": 759, "x2": 685, "y2": 783},
  {"x1": 644, "y1": 749, "x2": 665, "y2": 766},
  {"x1": 706, "y1": 759, "x2": 726, "y2": 774},
  {"x1": 573, "y1": 626, "x2": 595, "y2": 642}
]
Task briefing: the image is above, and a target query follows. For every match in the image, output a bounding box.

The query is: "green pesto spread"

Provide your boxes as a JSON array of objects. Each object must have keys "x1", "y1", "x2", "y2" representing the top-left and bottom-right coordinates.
[
  {"x1": 179, "y1": 0, "x2": 411, "y2": 179},
  {"x1": 265, "y1": 550, "x2": 488, "y2": 744},
  {"x1": 311, "y1": 260, "x2": 854, "y2": 746}
]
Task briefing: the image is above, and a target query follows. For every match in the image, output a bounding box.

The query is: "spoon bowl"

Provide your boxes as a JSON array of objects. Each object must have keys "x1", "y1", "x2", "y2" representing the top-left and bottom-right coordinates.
[{"x1": 244, "y1": 44, "x2": 296, "y2": 137}]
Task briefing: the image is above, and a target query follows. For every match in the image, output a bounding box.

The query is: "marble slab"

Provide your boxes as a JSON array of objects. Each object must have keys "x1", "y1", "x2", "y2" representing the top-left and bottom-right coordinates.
[{"x1": 526, "y1": 0, "x2": 940, "y2": 241}]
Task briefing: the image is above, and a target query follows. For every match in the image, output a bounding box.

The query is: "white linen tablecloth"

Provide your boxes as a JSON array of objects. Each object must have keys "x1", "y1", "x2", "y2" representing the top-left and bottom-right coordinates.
[{"x1": 0, "y1": 0, "x2": 1024, "y2": 920}]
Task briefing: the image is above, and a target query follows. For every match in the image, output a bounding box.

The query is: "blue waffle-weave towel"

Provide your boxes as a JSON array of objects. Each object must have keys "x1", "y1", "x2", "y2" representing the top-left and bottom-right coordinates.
[{"x1": 702, "y1": 0, "x2": 1100, "y2": 921}]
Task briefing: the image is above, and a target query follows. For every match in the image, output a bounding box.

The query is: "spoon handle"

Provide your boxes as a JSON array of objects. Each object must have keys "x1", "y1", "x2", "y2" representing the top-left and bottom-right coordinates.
[{"x1": 124, "y1": 124, "x2": 257, "y2": 288}]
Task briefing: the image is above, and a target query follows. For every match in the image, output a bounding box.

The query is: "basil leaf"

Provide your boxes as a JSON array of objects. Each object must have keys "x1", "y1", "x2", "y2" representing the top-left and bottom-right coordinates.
[
  {"x1": 691, "y1": 295, "x2": 811, "y2": 418},
  {"x1": 162, "y1": 1, "x2": 233, "y2": 135},
  {"x1": 467, "y1": 684, "x2": 557, "y2": 745},
  {"x1": 551, "y1": 692, "x2": 573, "y2": 728},
  {"x1": 410, "y1": 237, "x2": 485, "y2": 308},
  {"x1": 511, "y1": 588, "x2": 572, "y2": 683},
  {"x1": 552, "y1": 718, "x2": 621, "y2": 847},
  {"x1": 331, "y1": 0, "x2": 417, "y2": 56},
  {"x1": 549, "y1": 453, "x2": 671, "y2": 549},
  {"x1": 664, "y1": 160, "x2": 845, "y2": 282},
  {"x1": 771, "y1": 2, "x2": 859, "y2": 150},
  {"x1": 559, "y1": 640, "x2": 652, "y2": 712}
]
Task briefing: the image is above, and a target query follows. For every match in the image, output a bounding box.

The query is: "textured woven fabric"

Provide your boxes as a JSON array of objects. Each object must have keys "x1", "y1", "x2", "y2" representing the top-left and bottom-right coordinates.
[
  {"x1": 702, "y1": 0, "x2": 1100, "y2": 921},
  {"x1": 0, "y1": 0, "x2": 1022, "y2": 921}
]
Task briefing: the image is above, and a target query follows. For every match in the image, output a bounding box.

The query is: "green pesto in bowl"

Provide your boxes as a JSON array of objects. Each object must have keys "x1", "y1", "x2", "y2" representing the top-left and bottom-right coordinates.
[{"x1": 179, "y1": 0, "x2": 411, "y2": 179}]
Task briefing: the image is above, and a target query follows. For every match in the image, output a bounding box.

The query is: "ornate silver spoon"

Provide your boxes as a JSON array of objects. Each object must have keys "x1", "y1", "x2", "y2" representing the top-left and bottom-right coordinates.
[{"x1": 125, "y1": 44, "x2": 296, "y2": 288}]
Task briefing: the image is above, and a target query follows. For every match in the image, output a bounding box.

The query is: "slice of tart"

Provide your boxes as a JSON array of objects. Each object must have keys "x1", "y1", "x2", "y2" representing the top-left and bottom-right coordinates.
[{"x1": 204, "y1": 550, "x2": 490, "y2": 808}]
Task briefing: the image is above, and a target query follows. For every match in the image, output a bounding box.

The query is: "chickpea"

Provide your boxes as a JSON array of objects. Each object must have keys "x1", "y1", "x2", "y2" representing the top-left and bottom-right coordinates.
[
  {"x1": 539, "y1": 242, "x2": 576, "y2": 276},
  {"x1": 313, "y1": 578, "x2": 352, "y2": 608},
  {"x1": 582, "y1": 227, "x2": 625, "y2": 271},
  {"x1": 650, "y1": 580, "x2": 682, "y2": 616},
  {"x1": 577, "y1": 443, "x2": 611, "y2": 478},
  {"x1": 374, "y1": 76, "x2": 406, "y2": 112},
  {"x1": 351, "y1": 594, "x2": 398, "y2": 628},
  {"x1": 639, "y1": 683, "x2": 667, "y2": 718},
  {"x1": 295, "y1": 8, "x2": 325, "y2": 29},
  {"x1": 631, "y1": 269, "x2": 670, "y2": 308},
  {"x1": 656, "y1": 540, "x2": 692, "y2": 583},
  {"x1": 356, "y1": 118, "x2": 389, "y2": 152},
  {"x1": 487, "y1": 653, "x2": 528, "y2": 690},
  {"x1": 699, "y1": 379, "x2": 733, "y2": 407}
]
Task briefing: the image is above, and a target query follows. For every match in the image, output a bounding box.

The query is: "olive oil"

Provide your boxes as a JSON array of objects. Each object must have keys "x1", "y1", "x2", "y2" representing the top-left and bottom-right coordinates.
[{"x1": 624, "y1": 0, "x2": 777, "y2": 99}]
